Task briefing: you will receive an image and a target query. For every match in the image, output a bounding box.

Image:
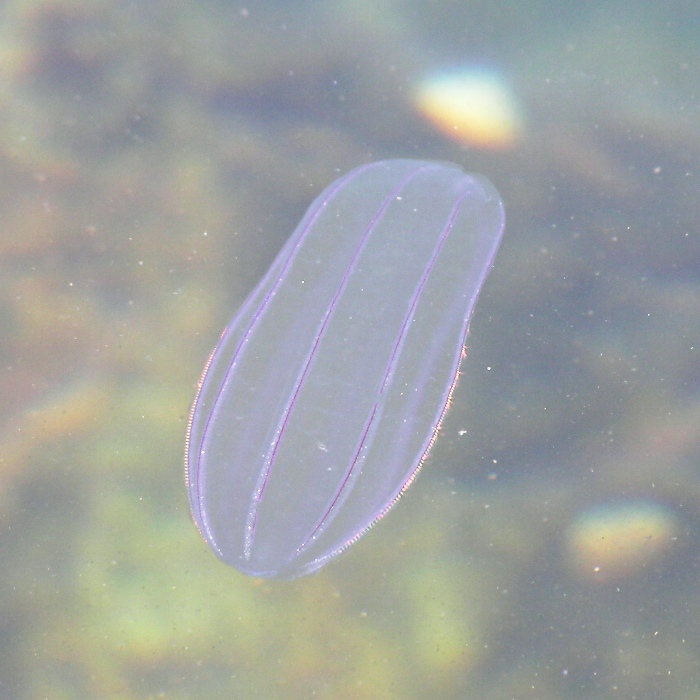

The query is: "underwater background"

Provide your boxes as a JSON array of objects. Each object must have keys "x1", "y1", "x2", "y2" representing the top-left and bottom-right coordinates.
[{"x1": 0, "y1": 1, "x2": 699, "y2": 698}]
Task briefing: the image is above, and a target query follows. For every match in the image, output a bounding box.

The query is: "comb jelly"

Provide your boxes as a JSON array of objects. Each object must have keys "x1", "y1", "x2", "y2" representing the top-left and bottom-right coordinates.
[{"x1": 185, "y1": 159, "x2": 505, "y2": 578}]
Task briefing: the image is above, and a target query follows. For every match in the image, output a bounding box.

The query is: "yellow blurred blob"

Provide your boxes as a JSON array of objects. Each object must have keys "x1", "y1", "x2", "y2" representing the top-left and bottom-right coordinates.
[
  {"x1": 566, "y1": 501, "x2": 678, "y2": 581},
  {"x1": 414, "y1": 71, "x2": 523, "y2": 149}
]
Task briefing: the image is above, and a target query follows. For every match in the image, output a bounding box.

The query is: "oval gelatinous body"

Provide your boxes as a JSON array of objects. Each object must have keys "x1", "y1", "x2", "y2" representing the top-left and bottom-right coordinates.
[{"x1": 185, "y1": 159, "x2": 505, "y2": 578}]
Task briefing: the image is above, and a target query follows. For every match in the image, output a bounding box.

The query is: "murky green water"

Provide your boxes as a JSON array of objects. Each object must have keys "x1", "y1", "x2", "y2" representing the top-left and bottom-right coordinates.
[{"x1": 1, "y1": 2, "x2": 698, "y2": 698}]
